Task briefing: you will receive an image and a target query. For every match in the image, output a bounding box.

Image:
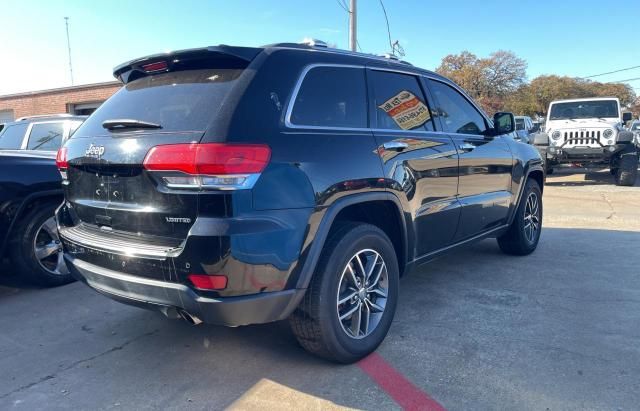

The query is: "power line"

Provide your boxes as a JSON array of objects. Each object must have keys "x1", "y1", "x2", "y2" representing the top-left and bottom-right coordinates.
[
  {"x1": 335, "y1": 0, "x2": 349, "y2": 13},
  {"x1": 582, "y1": 65, "x2": 640, "y2": 79},
  {"x1": 612, "y1": 77, "x2": 640, "y2": 83},
  {"x1": 378, "y1": 0, "x2": 393, "y2": 52}
]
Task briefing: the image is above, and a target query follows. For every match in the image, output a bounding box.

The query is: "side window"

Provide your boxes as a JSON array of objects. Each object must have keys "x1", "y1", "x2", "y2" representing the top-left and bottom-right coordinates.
[
  {"x1": 0, "y1": 123, "x2": 28, "y2": 149},
  {"x1": 370, "y1": 70, "x2": 435, "y2": 131},
  {"x1": 427, "y1": 80, "x2": 487, "y2": 135},
  {"x1": 26, "y1": 122, "x2": 65, "y2": 151},
  {"x1": 290, "y1": 66, "x2": 367, "y2": 128}
]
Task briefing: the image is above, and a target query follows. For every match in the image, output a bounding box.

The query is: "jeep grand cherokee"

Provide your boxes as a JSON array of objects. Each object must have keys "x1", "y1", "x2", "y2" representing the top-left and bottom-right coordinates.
[{"x1": 55, "y1": 41, "x2": 545, "y2": 363}]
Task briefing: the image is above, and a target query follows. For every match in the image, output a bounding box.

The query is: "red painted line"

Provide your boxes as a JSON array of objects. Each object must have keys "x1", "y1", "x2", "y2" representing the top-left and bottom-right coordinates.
[{"x1": 358, "y1": 352, "x2": 446, "y2": 411}]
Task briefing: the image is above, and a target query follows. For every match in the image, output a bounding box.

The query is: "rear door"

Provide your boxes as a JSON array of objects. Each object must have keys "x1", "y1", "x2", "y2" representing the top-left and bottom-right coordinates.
[
  {"x1": 426, "y1": 79, "x2": 513, "y2": 241},
  {"x1": 369, "y1": 69, "x2": 460, "y2": 257},
  {"x1": 62, "y1": 60, "x2": 248, "y2": 241}
]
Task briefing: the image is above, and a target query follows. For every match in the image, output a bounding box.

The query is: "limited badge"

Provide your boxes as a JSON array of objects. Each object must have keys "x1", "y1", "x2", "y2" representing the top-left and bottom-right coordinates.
[{"x1": 378, "y1": 91, "x2": 431, "y2": 130}]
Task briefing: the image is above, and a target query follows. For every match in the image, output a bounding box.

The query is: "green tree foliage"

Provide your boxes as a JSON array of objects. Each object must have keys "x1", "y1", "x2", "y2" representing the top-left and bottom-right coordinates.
[{"x1": 436, "y1": 51, "x2": 637, "y2": 117}]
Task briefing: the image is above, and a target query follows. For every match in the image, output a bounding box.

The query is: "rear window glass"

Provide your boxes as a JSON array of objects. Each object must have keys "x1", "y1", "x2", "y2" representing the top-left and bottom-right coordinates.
[
  {"x1": 27, "y1": 122, "x2": 65, "y2": 151},
  {"x1": 290, "y1": 66, "x2": 367, "y2": 128},
  {"x1": 73, "y1": 69, "x2": 244, "y2": 137},
  {"x1": 0, "y1": 123, "x2": 28, "y2": 149}
]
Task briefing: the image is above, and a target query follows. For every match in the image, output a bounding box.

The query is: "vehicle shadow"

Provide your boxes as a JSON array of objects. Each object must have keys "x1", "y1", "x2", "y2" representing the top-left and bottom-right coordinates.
[
  {"x1": 545, "y1": 167, "x2": 640, "y2": 187},
  {"x1": 0, "y1": 260, "x2": 45, "y2": 290},
  {"x1": 2, "y1": 227, "x2": 640, "y2": 410}
]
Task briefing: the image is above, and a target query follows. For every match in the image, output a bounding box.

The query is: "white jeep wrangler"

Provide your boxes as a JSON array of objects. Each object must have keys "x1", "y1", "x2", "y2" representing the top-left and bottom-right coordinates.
[{"x1": 533, "y1": 97, "x2": 637, "y2": 186}]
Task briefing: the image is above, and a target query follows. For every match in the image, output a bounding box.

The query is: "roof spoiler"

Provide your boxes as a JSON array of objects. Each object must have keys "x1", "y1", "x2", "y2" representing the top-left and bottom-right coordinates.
[{"x1": 113, "y1": 45, "x2": 262, "y2": 83}]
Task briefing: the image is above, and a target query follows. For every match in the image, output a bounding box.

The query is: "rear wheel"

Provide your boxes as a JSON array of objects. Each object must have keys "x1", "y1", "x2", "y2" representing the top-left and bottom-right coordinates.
[
  {"x1": 497, "y1": 179, "x2": 542, "y2": 256},
  {"x1": 9, "y1": 203, "x2": 74, "y2": 287},
  {"x1": 290, "y1": 222, "x2": 399, "y2": 363},
  {"x1": 614, "y1": 153, "x2": 638, "y2": 186}
]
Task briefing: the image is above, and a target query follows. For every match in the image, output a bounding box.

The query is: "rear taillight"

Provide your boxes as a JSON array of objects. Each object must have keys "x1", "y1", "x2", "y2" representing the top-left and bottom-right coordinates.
[
  {"x1": 143, "y1": 143, "x2": 271, "y2": 190},
  {"x1": 188, "y1": 274, "x2": 228, "y2": 290},
  {"x1": 56, "y1": 147, "x2": 68, "y2": 169},
  {"x1": 56, "y1": 147, "x2": 68, "y2": 180}
]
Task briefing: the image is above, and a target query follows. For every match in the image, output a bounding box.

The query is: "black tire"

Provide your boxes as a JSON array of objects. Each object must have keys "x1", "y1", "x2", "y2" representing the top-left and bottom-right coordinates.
[
  {"x1": 546, "y1": 167, "x2": 554, "y2": 175},
  {"x1": 9, "y1": 202, "x2": 74, "y2": 287},
  {"x1": 614, "y1": 153, "x2": 638, "y2": 186},
  {"x1": 497, "y1": 179, "x2": 542, "y2": 256},
  {"x1": 290, "y1": 222, "x2": 399, "y2": 363},
  {"x1": 610, "y1": 168, "x2": 618, "y2": 176}
]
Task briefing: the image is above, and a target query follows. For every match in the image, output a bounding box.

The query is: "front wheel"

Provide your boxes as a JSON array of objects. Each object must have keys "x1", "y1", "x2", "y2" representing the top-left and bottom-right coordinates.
[
  {"x1": 290, "y1": 222, "x2": 399, "y2": 363},
  {"x1": 497, "y1": 179, "x2": 543, "y2": 256},
  {"x1": 614, "y1": 153, "x2": 638, "y2": 186}
]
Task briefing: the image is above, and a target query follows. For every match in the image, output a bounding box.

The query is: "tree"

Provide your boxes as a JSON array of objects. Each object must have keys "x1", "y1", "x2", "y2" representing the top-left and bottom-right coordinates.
[
  {"x1": 527, "y1": 76, "x2": 637, "y2": 115},
  {"x1": 436, "y1": 50, "x2": 527, "y2": 114},
  {"x1": 435, "y1": 51, "x2": 637, "y2": 117}
]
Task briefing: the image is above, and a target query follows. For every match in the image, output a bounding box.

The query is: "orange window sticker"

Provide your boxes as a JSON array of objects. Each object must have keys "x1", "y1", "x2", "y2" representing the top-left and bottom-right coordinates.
[{"x1": 379, "y1": 91, "x2": 431, "y2": 130}]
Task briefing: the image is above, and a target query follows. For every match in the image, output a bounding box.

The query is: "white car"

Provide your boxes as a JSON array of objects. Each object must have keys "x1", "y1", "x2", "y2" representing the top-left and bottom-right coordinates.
[{"x1": 534, "y1": 97, "x2": 637, "y2": 185}]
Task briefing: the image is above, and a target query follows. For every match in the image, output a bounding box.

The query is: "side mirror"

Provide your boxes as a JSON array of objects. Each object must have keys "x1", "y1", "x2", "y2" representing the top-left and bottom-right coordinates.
[
  {"x1": 492, "y1": 112, "x2": 515, "y2": 135},
  {"x1": 622, "y1": 112, "x2": 633, "y2": 123}
]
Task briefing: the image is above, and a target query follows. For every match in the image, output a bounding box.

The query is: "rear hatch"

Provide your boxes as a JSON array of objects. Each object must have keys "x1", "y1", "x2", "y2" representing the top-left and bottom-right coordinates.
[{"x1": 61, "y1": 48, "x2": 258, "y2": 245}]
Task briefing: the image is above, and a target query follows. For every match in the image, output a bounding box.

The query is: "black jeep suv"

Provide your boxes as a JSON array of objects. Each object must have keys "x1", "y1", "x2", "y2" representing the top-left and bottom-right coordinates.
[{"x1": 56, "y1": 42, "x2": 544, "y2": 362}]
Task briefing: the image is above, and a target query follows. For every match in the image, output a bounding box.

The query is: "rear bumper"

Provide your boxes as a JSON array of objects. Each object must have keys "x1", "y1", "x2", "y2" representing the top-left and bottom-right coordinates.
[{"x1": 65, "y1": 254, "x2": 306, "y2": 326}]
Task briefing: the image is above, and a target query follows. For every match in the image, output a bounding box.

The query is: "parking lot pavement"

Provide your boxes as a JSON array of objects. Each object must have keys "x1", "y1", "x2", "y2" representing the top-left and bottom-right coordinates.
[{"x1": 1, "y1": 169, "x2": 639, "y2": 410}]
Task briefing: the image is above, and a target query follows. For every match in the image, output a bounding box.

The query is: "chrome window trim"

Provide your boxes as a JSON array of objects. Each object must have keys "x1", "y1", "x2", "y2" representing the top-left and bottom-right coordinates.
[
  {"x1": 284, "y1": 63, "x2": 367, "y2": 130},
  {"x1": 284, "y1": 62, "x2": 492, "y2": 135}
]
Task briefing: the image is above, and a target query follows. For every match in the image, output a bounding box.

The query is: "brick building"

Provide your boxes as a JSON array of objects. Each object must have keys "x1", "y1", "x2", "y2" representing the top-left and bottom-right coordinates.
[{"x1": 0, "y1": 81, "x2": 121, "y2": 123}]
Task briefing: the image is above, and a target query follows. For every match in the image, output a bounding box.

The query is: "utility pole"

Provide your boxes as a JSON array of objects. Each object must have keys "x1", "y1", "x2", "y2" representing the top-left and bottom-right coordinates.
[
  {"x1": 64, "y1": 17, "x2": 74, "y2": 85},
  {"x1": 349, "y1": 0, "x2": 357, "y2": 52}
]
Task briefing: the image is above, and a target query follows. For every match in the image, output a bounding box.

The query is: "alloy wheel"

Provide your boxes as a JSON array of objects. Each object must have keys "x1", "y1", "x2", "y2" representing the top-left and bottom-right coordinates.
[
  {"x1": 523, "y1": 192, "x2": 541, "y2": 243},
  {"x1": 336, "y1": 249, "x2": 388, "y2": 339},
  {"x1": 33, "y1": 216, "x2": 68, "y2": 276}
]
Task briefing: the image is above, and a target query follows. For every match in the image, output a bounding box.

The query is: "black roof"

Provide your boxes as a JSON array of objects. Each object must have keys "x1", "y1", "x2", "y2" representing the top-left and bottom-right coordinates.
[{"x1": 112, "y1": 42, "x2": 444, "y2": 83}]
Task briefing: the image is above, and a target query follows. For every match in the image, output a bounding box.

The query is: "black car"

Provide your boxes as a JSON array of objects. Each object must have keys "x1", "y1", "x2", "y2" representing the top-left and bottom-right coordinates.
[
  {"x1": 0, "y1": 115, "x2": 85, "y2": 286},
  {"x1": 56, "y1": 42, "x2": 544, "y2": 362}
]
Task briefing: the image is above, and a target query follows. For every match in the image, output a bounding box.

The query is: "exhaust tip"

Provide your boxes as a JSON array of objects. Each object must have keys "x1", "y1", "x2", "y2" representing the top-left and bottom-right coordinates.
[{"x1": 178, "y1": 309, "x2": 203, "y2": 326}]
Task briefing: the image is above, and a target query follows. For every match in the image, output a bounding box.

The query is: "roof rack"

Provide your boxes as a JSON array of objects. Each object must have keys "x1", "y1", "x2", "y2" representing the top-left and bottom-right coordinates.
[
  {"x1": 300, "y1": 38, "x2": 329, "y2": 48},
  {"x1": 16, "y1": 114, "x2": 76, "y2": 121},
  {"x1": 263, "y1": 40, "x2": 414, "y2": 66}
]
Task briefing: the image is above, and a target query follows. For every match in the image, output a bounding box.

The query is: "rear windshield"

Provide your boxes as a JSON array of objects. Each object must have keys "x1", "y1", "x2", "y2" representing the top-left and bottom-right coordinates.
[
  {"x1": 549, "y1": 100, "x2": 619, "y2": 120},
  {"x1": 73, "y1": 69, "x2": 244, "y2": 137}
]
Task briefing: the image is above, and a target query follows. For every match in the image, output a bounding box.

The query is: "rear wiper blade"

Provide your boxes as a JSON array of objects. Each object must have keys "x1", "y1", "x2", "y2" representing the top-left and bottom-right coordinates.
[{"x1": 102, "y1": 119, "x2": 162, "y2": 130}]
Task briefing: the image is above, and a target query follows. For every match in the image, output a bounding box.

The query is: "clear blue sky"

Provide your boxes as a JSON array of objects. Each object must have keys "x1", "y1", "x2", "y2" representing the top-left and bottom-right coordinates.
[{"x1": 1, "y1": 0, "x2": 639, "y2": 95}]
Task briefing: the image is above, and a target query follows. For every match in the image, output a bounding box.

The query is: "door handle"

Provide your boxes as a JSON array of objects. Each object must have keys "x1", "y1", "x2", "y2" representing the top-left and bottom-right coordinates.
[
  {"x1": 382, "y1": 141, "x2": 409, "y2": 151},
  {"x1": 459, "y1": 142, "x2": 476, "y2": 152}
]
